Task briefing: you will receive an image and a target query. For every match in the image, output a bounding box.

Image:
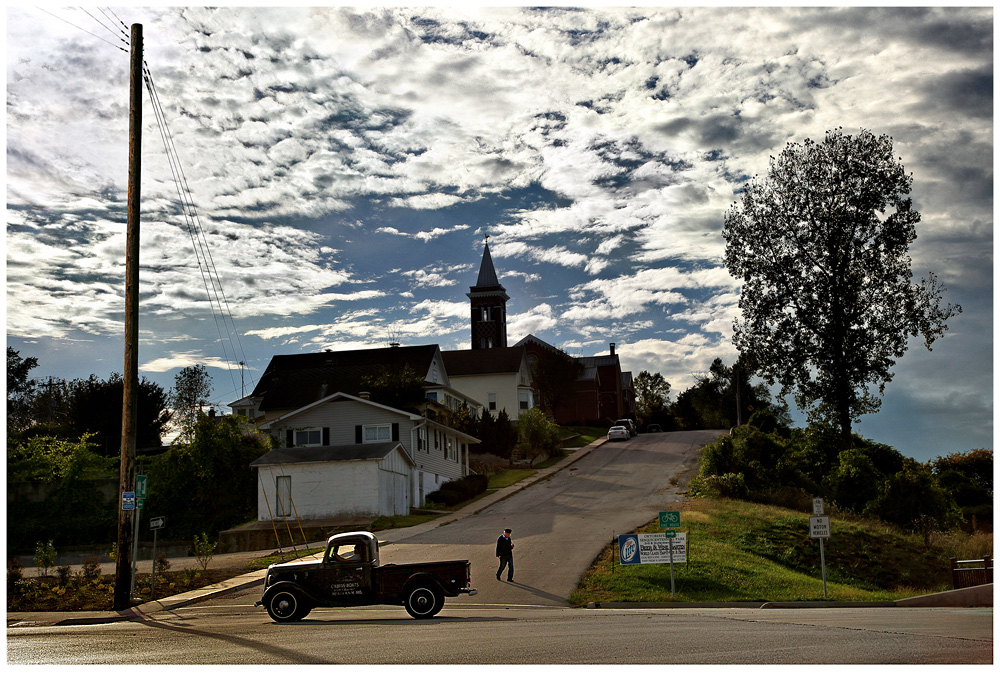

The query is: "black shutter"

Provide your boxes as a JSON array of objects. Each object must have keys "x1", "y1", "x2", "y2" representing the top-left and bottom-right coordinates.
[
  {"x1": 355, "y1": 425, "x2": 363, "y2": 444},
  {"x1": 322, "y1": 427, "x2": 330, "y2": 446},
  {"x1": 286, "y1": 430, "x2": 293, "y2": 447},
  {"x1": 391, "y1": 423, "x2": 400, "y2": 442}
]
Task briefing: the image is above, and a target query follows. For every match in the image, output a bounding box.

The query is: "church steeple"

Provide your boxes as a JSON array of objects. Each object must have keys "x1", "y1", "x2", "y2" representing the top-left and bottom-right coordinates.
[{"x1": 467, "y1": 238, "x2": 509, "y2": 349}]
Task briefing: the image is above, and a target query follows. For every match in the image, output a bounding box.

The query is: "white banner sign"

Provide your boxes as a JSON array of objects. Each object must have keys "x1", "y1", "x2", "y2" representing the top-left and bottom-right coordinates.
[{"x1": 619, "y1": 532, "x2": 687, "y2": 564}]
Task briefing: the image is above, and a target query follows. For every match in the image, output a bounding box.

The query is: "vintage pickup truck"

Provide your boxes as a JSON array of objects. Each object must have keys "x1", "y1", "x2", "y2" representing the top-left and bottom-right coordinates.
[{"x1": 255, "y1": 531, "x2": 477, "y2": 621}]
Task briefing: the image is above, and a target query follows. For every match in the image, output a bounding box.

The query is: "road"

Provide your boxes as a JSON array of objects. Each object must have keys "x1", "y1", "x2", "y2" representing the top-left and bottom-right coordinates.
[{"x1": 7, "y1": 431, "x2": 993, "y2": 664}]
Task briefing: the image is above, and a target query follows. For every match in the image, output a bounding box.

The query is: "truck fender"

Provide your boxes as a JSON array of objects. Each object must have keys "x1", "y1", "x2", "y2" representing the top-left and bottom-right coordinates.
[
  {"x1": 400, "y1": 571, "x2": 443, "y2": 597},
  {"x1": 261, "y1": 581, "x2": 315, "y2": 622}
]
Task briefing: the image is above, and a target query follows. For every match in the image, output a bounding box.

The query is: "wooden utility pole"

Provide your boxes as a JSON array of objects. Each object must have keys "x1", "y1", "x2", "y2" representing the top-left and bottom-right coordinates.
[{"x1": 114, "y1": 23, "x2": 143, "y2": 611}]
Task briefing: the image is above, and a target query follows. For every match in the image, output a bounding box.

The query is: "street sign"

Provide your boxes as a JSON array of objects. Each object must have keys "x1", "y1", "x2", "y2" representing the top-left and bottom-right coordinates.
[
  {"x1": 813, "y1": 497, "x2": 824, "y2": 515},
  {"x1": 659, "y1": 511, "x2": 681, "y2": 529},
  {"x1": 122, "y1": 491, "x2": 136, "y2": 510},
  {"x1": 810, "y1": 515, "x2": 831, "y2": 539},
  {"x1": 664, "y1": 530, "x2": 677, "y2": 538},
  {"x1": 136, "y1": 475, "x2": 148, "y2": 499},
  {"x1": 150, "y1": 516, "x2": 165, "y2": 530}
]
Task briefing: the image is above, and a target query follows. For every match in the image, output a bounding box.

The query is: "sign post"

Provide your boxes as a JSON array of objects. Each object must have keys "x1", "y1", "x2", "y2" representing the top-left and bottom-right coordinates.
[
  {"x1": 149, "y1": 516, "x2": 165, "y2": 600},
  {"x1": 810, "y1": 500, "x2": 830, "y2": 597}
]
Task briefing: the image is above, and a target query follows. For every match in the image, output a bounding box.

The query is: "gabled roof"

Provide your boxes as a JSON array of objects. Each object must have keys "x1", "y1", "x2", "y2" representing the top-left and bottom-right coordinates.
[
  {"x1": 442, "y1": 347, "x2": 527, "y2": 376},
  {"x1": 250, "y1": 345, "x2": 441, "y2": 412},
  {"x1": 250, "y1": 442, "x2": 412, "y2": 468},
  {"x1": 514, "y1": 334, "x2": 563, "y2": 354},
  {"x1": 264, "y1": 392, "x2": 422, "y2": 428}
]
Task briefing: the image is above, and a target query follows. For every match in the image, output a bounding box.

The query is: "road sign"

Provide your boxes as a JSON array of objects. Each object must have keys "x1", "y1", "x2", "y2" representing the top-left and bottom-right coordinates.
[
  {"x1": 150, "y1": 516, "x2": 165, "y2": 530},
  {"x1": 810, "y1": 515, "x2": 831, "y2": 539},
  {"x1": 122, "y1": 491, "x2": 136, "y2": 510},
  {"x1": 664, "y1": 530, "x2": 677, "y2": 538},
  {"x1": 136, "y1": 475, "x2": 148, "y2": 499},
  {"x1": 813, "y1": 497, "x2": 824, "y2": 515},
  {"x1": 659, "y1": 511, "x2": 681, "y2": 529}
]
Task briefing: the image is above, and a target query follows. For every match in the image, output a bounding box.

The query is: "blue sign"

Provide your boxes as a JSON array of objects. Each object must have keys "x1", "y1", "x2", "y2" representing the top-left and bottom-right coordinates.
[
  {"x1": 122, "y1": 491, "x2": 136, "y2": 510},
  {"x1": 619, "y1": 534, "x2": 641, "y2": 565}
]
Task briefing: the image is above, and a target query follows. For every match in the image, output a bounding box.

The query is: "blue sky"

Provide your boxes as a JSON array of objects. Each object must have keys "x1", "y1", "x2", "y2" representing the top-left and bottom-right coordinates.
[{"x1": 5, "y1": 5, "x2": 993, "y2": 461}]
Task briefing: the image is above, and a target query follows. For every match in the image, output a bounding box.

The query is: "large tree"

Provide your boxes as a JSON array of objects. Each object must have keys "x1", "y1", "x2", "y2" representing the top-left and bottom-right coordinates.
[
  {"x1": 633, "y1": 370, "x2": 670, "y2": 421},
  {"x1": 7, "y1": 347, "x2": 39, "y2": 432},
  {"x1": 170, "y1": 363, "x2": 213, "y2": 434},
  {"x1": 723, "y1": 128, "x2": 960, "y2": 442}
]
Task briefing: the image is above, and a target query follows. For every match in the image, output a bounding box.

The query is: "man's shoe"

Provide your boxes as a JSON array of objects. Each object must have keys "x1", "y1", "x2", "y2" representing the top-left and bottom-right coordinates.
[
  {"x1": 507, "y1": 578, "x2": 513, "y2": 582},
  {"x1": 496, "y1": 575, "x2": 500, "y2": 580}
]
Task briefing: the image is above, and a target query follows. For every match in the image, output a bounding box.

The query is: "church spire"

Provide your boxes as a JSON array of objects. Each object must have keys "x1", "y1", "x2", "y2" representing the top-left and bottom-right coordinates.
[{"x1": 467, "y1": 236, "x2": 509, "y2": 349}]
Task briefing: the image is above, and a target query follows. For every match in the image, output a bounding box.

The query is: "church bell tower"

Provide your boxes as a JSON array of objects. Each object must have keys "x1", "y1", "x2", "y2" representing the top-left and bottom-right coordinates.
[{"x1": 467, "y1": 238, "x2": 509, "y2": 349}]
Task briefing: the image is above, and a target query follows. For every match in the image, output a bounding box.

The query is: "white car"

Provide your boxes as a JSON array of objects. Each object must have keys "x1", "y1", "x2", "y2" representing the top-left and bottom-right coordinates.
[{"x1": 608, "y1": 426, "x2": 630, "y2": 441}]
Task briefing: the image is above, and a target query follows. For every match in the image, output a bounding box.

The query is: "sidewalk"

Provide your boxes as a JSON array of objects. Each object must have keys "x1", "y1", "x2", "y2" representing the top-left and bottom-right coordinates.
[{"x1": 8, "y1": 439, "x2": 607, "y2": 627}]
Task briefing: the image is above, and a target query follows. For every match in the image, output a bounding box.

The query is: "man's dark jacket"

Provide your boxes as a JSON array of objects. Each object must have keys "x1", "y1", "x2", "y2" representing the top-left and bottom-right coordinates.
[{"x1": 496, "y1": 534, "x2": 513, "y2": 558}]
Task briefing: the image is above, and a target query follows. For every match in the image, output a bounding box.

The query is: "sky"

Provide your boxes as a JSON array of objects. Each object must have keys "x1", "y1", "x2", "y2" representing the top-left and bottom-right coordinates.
[{"x1": 4, "y1": 4, "x2": 993, "y2": 462}]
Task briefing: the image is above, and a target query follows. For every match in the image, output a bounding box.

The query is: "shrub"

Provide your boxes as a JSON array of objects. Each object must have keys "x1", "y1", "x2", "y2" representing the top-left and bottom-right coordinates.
[
  {"x1": 425, "y1": 474, "x2": 488, "y2": 506},
  {"x1": 193, "y1": 532, "x2": 217, "y2": 570},
  {"x1": 82, "y1": 556, "x2": 102, "y2": 580},
  {"x1": 516, "y1": 409, "x2": 562, "y2": 458},
  {"x1": 34, "y1": 539, "x2": 57, "y2": 577}
]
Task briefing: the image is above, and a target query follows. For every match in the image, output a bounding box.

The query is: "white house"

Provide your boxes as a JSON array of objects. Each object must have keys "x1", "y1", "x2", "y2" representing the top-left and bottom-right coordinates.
[
  {"x1": 441, "y1": 346, "x2": 535, "y2": 420},
  {"x1": 248, "y1": 391, "x2": 480, "y2": 522}
]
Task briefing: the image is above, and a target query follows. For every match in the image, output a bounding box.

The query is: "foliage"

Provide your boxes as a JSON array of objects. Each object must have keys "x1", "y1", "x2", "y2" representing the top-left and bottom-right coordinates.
[
  {"x1": 688, "y1": 420, "x2": 961, "y2": 537},
  {"x1": 169, "y1": 364, "x2": 213, "y2": 437},
  {"x1": 471, "y1": 408, "x2": 518, "y2": 459},
  {"x1": 34, "y1": 540, "x2": 57, "y2": 577},
  {"x1": 723, "y1": 128, "x2": 960, "y2": 442},
  {"x1": 7, "y1": 346, "x2": 39, "y2": 431},
  {"x1": 361, "y1": 364, "x2": 426, "y2": 411},
  {"x1": 531, "y1": 347, "x2": 580, "y2": 415},
  {"x1": 6, "y1": 435, "x2": 119, "y2": 551},
  {"x1": 143, "y1": 413, "x2": 271, "y2": 540},
  {"x1": 425, "y1": 474, "x2": 489, "y2": 506},
  {"x1": 516, "y1": 408, "x2": 562, "y2": 458},
  {"x1": 930, "y1": 449, "x2": 993, "y2": 530},
  {"x1": 193, "y1": 532, "x2": 218, "y2": 570},
  {"x1": 672, "y1": 357, "x2": 784, "y2": 430},
  {"x1": 633, "y1": 370, "x2": 671, "y2": 423}
]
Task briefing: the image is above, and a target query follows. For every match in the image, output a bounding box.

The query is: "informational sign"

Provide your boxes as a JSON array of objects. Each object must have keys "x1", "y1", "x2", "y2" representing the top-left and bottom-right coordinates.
[
  {"x1": 136, "y1": 475, "x2": 148, "y2": 499},
  {"x1": 150, "y1": 516, "x2": 165, "y2": 531},
  {"x1": 619, "y1": 533, "x2": 687, "y2": 565},
  {"x1": 813, "y1": 497, "x2": 824, "y2": 515},
  {"x1": 658, "y1": 511, "x2": 681, "y2": 529},
  {"x1": 122, "y1": 491, "x2": 136, "y2": 510},
  {"x1": 810, "y1": 515, "x2": 831, "y2": 539}
]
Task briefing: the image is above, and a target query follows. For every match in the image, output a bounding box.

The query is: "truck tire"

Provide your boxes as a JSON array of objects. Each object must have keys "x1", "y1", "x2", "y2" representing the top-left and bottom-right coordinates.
[
  {"x1": 266, "y1": 588, "x2": 309, "y2": 622},
  {"x1": 404, "y1": 582, "x2": 443, "y2": 619}
]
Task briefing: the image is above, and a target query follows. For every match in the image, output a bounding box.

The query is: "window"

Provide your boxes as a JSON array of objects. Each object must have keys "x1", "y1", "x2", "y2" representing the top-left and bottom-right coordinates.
[
  {"x1": 519, "y1": 390, "x2": 531, "y2": 411},
  {"x1": 276, "y1": 476, "x2": 291, "y2": 517},
  {"x1": 294, "y1": 428, "x2": 322, "y2": 447},
  {"x1": 364, "y1": 424, "x2": 392, "y2": 443},
  {"x1": 417, "y1": 428, "x2": 426, "y2": 451},
  {"x1": 425, "y1": 391, "x2": 438, "y2": 403},
  {"x1": 488, "y1": 393, "x2": 497, "y2": 411}
]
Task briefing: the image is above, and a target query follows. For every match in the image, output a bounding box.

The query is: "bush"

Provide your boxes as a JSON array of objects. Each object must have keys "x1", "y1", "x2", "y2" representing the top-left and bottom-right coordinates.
[
  {"x1": 517, "y1": 409, "x2": 562, "y2": 458},
  {"x1": 425, "y1": 474, "x2": 488, "y2": 506},
  {"x1": 34, "y1": 539, "x2": 57, "y2": 577}
]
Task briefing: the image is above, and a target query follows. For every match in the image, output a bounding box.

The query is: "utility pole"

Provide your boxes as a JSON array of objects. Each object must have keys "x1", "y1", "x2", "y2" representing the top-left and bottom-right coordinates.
[{"x1": 114, "y1": 23, "x2": 142, "y2": 611}]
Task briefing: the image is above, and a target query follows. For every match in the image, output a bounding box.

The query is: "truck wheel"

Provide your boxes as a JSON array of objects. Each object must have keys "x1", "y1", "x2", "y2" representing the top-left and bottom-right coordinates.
[
  {"x1": 266, "y1": 589, "x2": 307, "y2": 622},
  {"x1": 404, "y1": 583, "x2": 442, "y2": 619}
]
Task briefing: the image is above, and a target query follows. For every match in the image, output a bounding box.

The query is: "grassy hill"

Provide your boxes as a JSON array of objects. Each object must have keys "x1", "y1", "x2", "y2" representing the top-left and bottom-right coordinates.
[{"x1": 570, "y1": 497, "x2": 992, "y2": 605}]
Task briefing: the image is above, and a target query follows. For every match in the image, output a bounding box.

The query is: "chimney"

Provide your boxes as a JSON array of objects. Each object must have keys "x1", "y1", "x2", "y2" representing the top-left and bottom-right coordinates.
[
  {"x1": 610, "y1": 342, "x2": 616, "y2": 356},
  {"x1": 359, "y1": 391, "x2": 371, "y2": 400}
]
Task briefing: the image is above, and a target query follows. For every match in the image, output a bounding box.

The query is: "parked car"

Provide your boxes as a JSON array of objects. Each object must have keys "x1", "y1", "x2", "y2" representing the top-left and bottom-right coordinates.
[
  {"x1": 256, "y1": 531, "x2": 477, "y2": 621},
  {"x1": 614, "y1": 419, "x2": 638, "y2": 437},
  {"x1": 646, "y1": 424, "x2": 663, "y2": 433},
  {"x1": 608, "y1": 426, "x2": 630, "y2": 441}
]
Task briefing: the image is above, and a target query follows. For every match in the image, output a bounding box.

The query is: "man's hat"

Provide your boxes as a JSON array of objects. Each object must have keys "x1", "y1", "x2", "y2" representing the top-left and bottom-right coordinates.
[{"x1": 504, "y1": 528, "x2": 511, "y2": 533}]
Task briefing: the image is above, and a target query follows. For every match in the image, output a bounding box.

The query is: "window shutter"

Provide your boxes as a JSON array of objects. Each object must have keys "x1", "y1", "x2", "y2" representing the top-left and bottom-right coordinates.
[
  {"x1": 355, "y1": 425, "x2": 363, "y2": 444},
  {"x1": 323, "y1": 427, "x2": 330, "y2": 446},
  {"x1": 391, "y1": 423, "x2": 399, "y2": 442},
  {"x1": 286, "y1": 429, "x2": 293, "y2": 447}
]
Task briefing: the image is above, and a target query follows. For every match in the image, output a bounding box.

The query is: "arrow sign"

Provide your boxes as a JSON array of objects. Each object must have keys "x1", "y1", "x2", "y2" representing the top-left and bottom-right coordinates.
[{"x1": 150, "y1": 516, "x2": 165, "y2": 531}]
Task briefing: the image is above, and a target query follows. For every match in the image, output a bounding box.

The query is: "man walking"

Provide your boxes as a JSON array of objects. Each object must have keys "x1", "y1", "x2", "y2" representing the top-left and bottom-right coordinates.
[{"x1": 496, "y1": 528, "x2": 514, "y2": 581}]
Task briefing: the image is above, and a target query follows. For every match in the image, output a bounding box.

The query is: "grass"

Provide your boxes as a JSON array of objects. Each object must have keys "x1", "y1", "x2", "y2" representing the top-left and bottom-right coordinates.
[{"x1": 569, "y1": 497, "x2": 993, "y2": 605}]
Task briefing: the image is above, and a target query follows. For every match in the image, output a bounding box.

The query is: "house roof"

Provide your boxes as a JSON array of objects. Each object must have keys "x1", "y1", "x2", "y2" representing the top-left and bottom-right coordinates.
[
  {"x1": 441, "y1": 347, "x2": 526, "y2": 376},
  {"x1": 251, "y1": 345, "x2": 441, "y2": 412},
  {"x1": 250, "y1": 442, "x2": 411, "y2": 468}
]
